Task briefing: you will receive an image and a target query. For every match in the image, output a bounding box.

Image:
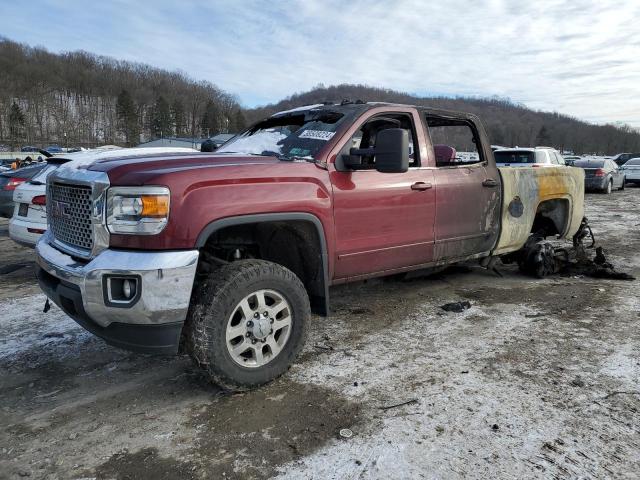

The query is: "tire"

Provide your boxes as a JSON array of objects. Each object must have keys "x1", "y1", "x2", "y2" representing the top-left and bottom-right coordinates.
[
  {"x1": 620, "y1": 177, "x2": 625, "y2": 190},
  {"x1": 517, "y1": 238, "x2": 557, "y2": 278},
  {"x1": 603, "y1": 179, "x2": 612, "y2": 194},
  {"x1": 184, "y1": 259, "x2": 310, "y2": 391}
]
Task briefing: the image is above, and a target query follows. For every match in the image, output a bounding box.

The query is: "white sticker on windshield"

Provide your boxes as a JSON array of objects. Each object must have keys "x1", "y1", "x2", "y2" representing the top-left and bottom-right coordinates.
[{"x1": 299, "y1": 130, "x2": 335, "y2": 141}]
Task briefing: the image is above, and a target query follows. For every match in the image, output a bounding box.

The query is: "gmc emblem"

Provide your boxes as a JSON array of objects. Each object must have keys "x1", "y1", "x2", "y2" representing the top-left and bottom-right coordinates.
[{"x1": 51, "y1": 200, "x2": 72, "y2": 219}]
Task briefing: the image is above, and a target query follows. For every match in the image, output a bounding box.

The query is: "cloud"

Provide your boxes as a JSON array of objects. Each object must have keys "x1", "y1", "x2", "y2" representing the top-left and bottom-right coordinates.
[{"x1": 1, "y1": 0, "x2": 639, "y2": 127}]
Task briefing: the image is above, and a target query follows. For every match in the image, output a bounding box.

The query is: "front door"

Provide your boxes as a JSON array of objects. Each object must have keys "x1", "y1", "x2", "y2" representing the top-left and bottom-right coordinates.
[{"x1": 330, "y1": 110, "x2": 436, "y2": 280}]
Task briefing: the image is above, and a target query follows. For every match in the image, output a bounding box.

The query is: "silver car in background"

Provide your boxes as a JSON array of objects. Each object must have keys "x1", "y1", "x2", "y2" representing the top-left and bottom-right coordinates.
[{"x1": 620, "y1": 158, "x2": 640, "y2": 186}]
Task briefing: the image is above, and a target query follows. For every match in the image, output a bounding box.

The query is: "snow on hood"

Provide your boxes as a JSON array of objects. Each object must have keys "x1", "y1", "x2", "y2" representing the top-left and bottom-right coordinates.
[{"x1": 54, "y1": 147, "x2": 198, "y2": 172}]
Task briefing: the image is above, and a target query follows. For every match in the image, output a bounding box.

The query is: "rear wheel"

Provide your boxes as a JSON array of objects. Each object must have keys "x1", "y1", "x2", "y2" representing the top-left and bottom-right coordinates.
[
  {"x1": 619, "y1": 177, "x2": 625, "y2": 190},
  {"x1": 518, "y1": 237, "x2": 558, "y2": 278},
  {"x1": 184, "y1": 259, "x2": 310, "y2": 391},
  {"x1": 604, "y1": 179, "x2": 612, "y2": 194}
]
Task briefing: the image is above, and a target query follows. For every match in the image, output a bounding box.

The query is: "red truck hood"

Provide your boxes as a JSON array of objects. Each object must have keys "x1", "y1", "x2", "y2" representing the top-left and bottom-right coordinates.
[{"x1": 86, "y1": 152, "x2": 282, "y2": 185}]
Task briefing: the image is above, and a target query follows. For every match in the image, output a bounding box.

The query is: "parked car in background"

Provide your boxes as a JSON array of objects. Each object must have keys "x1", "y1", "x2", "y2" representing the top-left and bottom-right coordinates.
[
  {"x1": 21, "y1": 146, "x2": 40, "y2": 152},
  {"x1": 611, "y1": 153, "x2": 640, "y2": 167},
  {"x1": 0, "y1": 163, "x2": 48, "y2": 217},
  {"x1": 9, "y1": 163, "x2": 63, "y2": 246},
  {"x1": 574, "y1": 158, "x2": 625, "y2": 193},
  {"x1": 563, "y1": 155, "x2": 581, "y2": 166},
  {"x1": 9, "y1": 147, "x2": 199, "y2": 247},
  {"x1": 494, "y1": 147, "x2": 565, "y2": 167},
  {"x1": 619, "y1": 158, "x2": 640, "y2": 185},
  {"x1": 44, "y1": 145, "x2": 63, "y2": 154}
]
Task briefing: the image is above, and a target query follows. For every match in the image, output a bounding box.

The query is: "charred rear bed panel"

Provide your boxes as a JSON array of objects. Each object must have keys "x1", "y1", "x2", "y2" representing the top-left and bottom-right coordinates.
[{"x1": 492, "y1": 166, "x2": 585, "y2": 256}]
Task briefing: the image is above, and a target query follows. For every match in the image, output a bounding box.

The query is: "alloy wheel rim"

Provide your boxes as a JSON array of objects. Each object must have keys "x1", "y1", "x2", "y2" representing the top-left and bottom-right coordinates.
[{"x1": 225, "y1": 289, "x2": 293, "y2": 368}]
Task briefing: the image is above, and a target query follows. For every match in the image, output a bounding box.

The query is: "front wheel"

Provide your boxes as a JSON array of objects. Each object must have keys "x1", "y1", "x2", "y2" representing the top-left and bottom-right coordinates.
[
  {"x1": 184, "y1": 259, "x2": 310, "y2": 391},
  {"x1": 619, "y1": 177, "x2": 625, "y2": 190}
]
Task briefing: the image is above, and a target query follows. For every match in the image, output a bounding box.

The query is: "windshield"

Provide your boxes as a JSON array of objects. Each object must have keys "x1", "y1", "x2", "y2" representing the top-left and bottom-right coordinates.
[
  {"x1": 494, "y1": 151, "x2": 535, "y2": 164},
  {"x1": 217, "y1": 109, "x2": 346, "y2": 160}
]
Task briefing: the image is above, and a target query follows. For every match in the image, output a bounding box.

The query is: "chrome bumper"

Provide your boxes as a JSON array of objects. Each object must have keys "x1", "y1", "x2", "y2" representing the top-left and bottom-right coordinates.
[{"x1": 35, "y1": 232, "x2": 199, "y2": 328}]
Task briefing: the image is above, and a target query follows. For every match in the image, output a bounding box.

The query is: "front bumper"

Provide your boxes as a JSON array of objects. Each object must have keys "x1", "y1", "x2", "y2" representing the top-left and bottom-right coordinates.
[{"x1": 35, "y1": 232, "x2": 199, "y2": 354}]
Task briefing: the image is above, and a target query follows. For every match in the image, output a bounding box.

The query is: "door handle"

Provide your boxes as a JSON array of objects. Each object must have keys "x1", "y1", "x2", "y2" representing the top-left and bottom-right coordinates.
[
  {"x1": 482, "y1": 178, "x2": 499, "y2": 188},
  {"x1": 411, "y1": 182, "x2": 433, "y2": 191}
]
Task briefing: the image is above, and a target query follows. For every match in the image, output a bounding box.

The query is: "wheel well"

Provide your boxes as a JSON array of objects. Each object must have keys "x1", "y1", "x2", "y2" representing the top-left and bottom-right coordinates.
[
  {"x1": 198, "y1": 219, "x2": 328, "y2": 315},
  {"x1": 531, "y1": 199, "x2": 570, "y2": 237}
]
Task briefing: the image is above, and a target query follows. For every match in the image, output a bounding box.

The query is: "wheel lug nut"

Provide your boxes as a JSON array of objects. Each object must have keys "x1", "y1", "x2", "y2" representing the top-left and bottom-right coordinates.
[
  {"x1": 263, "y1": 312, "x2": 268, "y2": 317},
  {"x1": 245, "y1": 332, "x2": 251, "y2": 337},
  {"x1": 270, "y1": 319, "x2": 274, "y2": 324},
  {"x1": 251, "y1": 339, "x2": 257, "y2": 344},
  {"x1": 247, "y1": 320, "x2": 253, "y2": 327},
  {"x1": 261, "y1": 339, "x2": 266, "y2": 343},
  {"x1": 254, "y1": 312, "x2": 260, "y2": 318}
]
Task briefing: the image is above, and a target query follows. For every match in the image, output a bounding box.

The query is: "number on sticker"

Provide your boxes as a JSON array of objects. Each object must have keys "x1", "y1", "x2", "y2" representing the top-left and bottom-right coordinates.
[{"x1": 299, "y1": 130, "x2": 335, "y2": 141}]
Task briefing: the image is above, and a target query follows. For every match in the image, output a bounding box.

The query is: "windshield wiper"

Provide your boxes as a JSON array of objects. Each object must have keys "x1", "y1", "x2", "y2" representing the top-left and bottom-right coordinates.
[{"x1": 260, "y1": 150, "x2": 292, "y2": 161}]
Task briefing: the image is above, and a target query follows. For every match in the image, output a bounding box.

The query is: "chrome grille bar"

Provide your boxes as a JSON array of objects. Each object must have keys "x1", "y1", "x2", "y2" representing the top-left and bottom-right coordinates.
[{"x1": 49, "y1": 182, "x2": 93, "y2": 251}]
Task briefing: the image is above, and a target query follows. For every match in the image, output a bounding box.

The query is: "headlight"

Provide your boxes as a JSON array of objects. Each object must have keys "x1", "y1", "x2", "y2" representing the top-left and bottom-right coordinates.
[{"x1": 106, "y1": 186, "x2": 170, "y2": 235}]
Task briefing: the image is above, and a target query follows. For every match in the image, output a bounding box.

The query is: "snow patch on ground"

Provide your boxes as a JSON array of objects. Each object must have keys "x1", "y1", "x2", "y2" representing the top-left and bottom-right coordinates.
[
  {"x1": 599, "y1": 343, "x2": 639, "y2": 389},
  {"x1": 0, "y1": 293, "x2": 91, "y2": 363}
]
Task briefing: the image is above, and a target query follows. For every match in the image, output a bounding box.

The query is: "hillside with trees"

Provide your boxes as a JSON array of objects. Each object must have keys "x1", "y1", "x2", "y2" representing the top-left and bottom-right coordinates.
[
  {"x1": 2, "y1": 37, "x2": 638, "y2": 155},
  {"x1": 245, "y1": 84, "x2": 640, "y2": 155},
  {"x1": 0, "y1": 38, "x2": 245, "y2": 148}
]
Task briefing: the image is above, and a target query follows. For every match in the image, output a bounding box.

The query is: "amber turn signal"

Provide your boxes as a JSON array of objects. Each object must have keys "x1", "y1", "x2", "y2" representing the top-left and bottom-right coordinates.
[{"x1": 141, "y1": 195, "x2": 169, "y2": 217}]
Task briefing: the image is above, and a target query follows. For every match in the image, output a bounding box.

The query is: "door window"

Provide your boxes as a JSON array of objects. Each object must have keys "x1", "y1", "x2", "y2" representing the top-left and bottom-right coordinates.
[
  {"x1": 425, "y1": 116, "x2": 483, "y2": 166},
  {"x1": 341, "y1": 113, "x2": 420, "y2": 168}
]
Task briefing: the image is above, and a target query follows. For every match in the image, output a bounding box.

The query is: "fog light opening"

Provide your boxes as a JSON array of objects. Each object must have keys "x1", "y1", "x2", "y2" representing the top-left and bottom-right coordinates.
[{"x1": 104, "y1": 275, "x2": 141, "y2": 307}]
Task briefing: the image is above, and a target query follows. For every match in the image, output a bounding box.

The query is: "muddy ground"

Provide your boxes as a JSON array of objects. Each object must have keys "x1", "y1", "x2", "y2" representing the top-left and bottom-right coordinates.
[{"x1": 1, "y1": 188, "x2": 639, "y2": 479}]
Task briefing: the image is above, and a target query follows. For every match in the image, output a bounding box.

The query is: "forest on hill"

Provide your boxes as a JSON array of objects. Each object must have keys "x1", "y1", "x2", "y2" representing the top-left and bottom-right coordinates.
[
  {"x1": 0, "y1": 38, "x2": 245, "y2": 148},
  {"x1": 1, "y1": 37, "x2": 638, "y2": 154},
  {"x1": 245, "y1": 84, "x2": 640, "y2": 155}
]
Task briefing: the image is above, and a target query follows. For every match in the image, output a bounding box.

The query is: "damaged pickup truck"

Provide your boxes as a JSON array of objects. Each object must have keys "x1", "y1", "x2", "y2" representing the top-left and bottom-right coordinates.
[{"x1": 35, "y1": 102, "x2": 585, "y2": 390}]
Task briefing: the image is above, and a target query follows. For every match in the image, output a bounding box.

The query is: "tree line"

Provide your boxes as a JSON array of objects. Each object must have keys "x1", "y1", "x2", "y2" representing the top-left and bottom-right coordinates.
[
  {"x1": 0, "y1": 38, "x2": 245, "y2": 148},
  {"x1": 245, "y1": 84, "x2": 640, "y2": 155},
  {"x1": 2, "y1": 37, "x2": 639, "y2": 155}
]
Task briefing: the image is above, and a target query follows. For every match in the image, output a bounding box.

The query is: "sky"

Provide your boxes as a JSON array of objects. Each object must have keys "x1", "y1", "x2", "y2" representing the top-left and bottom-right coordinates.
[{"x1": 1, "y1": 0, "x2": 639, "y2": 127}]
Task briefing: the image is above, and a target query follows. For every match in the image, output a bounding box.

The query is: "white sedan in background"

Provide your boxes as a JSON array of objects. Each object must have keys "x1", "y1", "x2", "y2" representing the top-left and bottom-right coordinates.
[
  {"x1": 9, "y1": 147, "x2": 199, "y2": 247},
  {"x1": 620, "y1": 158, "x2": 640, "y2": 185}
]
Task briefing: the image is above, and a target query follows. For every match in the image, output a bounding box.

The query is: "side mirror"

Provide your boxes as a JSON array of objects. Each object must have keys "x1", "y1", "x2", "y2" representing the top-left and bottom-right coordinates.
[{"x1": 374, "y1": 128, "x2": 409, "y2": 173}]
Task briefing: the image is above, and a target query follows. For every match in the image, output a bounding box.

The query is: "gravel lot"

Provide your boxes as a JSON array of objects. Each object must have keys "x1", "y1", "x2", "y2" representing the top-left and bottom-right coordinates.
[{"x1": 1, "y1": 188, "x2": 639, "y2": 479}]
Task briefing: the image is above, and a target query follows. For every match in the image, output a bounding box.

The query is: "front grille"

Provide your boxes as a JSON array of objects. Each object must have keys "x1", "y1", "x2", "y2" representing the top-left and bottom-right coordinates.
[{"x1": 49, "y1": 182, "x2": 93, "y2": 251}]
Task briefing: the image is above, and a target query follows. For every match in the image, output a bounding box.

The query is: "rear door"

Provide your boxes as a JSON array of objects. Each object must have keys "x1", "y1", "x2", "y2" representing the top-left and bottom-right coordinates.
[
  {"x1": 329, "y1": 108, "x2": 436, "y2": 279},
  {"x1": 425, "y1": 114, "x2": 501, "y2": 260}
]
